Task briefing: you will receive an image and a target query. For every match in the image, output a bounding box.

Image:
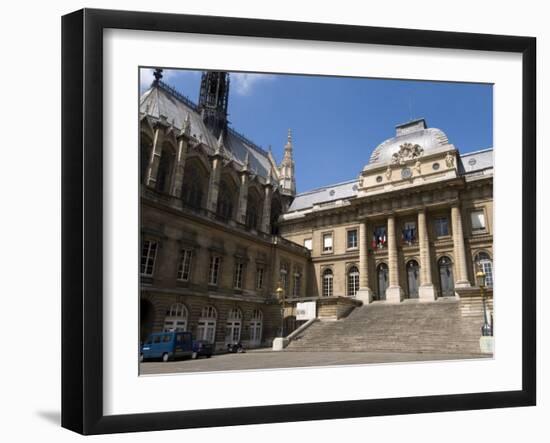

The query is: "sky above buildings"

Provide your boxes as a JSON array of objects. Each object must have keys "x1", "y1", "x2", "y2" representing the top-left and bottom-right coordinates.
[{"x1": 140, "y1": 68, "x2": 493, "y2": 194}]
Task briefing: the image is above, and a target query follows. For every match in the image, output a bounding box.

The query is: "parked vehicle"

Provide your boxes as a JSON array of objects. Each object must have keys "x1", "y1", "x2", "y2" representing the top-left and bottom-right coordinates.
[
  {"x1": 140, "y1": 331, "x2": 193, "y2": 362},
  {"x1": 226, "y1": 342, "x2": 245, "y2": 353},
  {"x1": 192, "y1": 340, "x2": 213, "y2": 359}
]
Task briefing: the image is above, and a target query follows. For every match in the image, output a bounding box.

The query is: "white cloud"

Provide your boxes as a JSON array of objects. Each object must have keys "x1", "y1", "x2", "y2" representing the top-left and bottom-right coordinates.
[{"x1": 231, "y1": 73, "x2": 274, "y2": 96}]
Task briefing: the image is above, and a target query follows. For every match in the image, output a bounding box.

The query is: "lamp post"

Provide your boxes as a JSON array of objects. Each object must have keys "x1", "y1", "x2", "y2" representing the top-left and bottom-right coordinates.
[
  {"x1": 276, "y1": 283, "x2": 285, "y2": 338},
  {"x1": 476, "y1": 267, "x2": 492, "y2": 337}
]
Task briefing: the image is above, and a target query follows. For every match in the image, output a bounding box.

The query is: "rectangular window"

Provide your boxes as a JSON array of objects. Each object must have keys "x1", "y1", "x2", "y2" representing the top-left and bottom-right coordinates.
[
  {"x1": 402, "y1": 221, "x2": 417, "y2": 244},
  {"x1": 233, "y1": 262, "x2": 245, "y2": 289},
  {"x1": 256, "y1": 266, "x2": 264, "y2": 290},
  {"x1": 177, "y1": 249, "x2": 193, "y2": 281},
  {"x1": 303, "y1": 238, "x2": 312, "y2": 251},
  {"x1": 347, "y1": 229, "x2": 358, "y2": 249},
  {"x1": 141, "y1": 240, "x2": 158, "y2": 276},
  {"x1": 292, "y1": 269, "x2": 302, "y2": 297},
  {"x1": 434, "y1": 217, "x2": 449, "y2": 237},
  {"x1": 280, "y1": 262, "x2": 289, "y2": 294},
  {"x1": 208, "y1": 255, "x2": 221, "y2": 285},
  {"x1": 471, "y1": 209, "x2": 486, "y2": 232},
  {"x1": 372, "y1": 226, "x2": 387, "y2": 249},
  {"x1": 322, "y1": 233, "x2": 333, "y2": 253}
]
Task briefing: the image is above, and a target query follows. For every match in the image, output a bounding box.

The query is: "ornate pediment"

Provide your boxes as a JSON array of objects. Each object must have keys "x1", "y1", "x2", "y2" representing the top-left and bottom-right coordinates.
[{"x1": 391, "y1": 142, "x2": 424, "y2": 165}]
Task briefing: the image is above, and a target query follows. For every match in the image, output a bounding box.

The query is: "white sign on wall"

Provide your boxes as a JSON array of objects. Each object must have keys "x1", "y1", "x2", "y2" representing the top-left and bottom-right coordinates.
[{"x1": 296, "y1": 301, "x2": 316, "y2": 321}]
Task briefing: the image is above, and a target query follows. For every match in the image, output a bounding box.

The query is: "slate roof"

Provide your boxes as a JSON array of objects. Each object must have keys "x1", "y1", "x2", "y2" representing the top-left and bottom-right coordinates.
[
  {"x1": 140, "y1": 81, "x2": 273, "y2": 178},
  {"x1": 287, "y1": 149, "x2": 493, "y2": 213}
]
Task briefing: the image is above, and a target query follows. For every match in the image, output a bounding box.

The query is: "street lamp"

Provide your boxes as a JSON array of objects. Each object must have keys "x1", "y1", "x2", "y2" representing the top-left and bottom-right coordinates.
[
  {"x1": 476, "y1": 267, "x2": 492, "y2": 337},
  {"x1": 276, "y1": 283, "x2": 285, "y2": 338}
]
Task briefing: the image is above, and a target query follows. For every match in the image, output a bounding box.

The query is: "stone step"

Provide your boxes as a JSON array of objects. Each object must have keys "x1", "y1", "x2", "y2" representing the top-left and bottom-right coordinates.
[{"x1": 286, "y1": 301, "x2": 488, "y2": 354}]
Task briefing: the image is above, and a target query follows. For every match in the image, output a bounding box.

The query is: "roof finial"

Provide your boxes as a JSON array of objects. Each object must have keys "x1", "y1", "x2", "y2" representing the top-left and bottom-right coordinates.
[
  {"x1": 183, "y1": 113, "x2": 191, "y2": 136},
  {"x1": 215, "y1": 131, "x2": 225, "y2": 155},
  {"x1": 153, "y1": 68, "x2": 163, "y2": 84},
  {"x1": 287, "y1": 128, "x2": 292, "y2": 144},
  {"x1": 243, "y1": 151, "x2": 250, "y2": 171}
]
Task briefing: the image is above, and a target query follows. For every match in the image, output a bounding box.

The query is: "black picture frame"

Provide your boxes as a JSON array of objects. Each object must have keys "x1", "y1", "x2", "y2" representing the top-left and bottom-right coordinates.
[{"x1": 61, "y1": 8, "x2": 536, "y2": 435}]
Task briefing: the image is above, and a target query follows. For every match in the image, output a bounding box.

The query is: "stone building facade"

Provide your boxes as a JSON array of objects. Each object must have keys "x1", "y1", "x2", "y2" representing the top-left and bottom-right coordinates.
[
  {"x1": 139, "y1": 71, "x2": 310, "y2": 350},
  {"x1": 279, "y1": 119, "x2": 493, "y2": 308},
  {"x1": 139, "y1": 69, "x2": 493, "y2": 352}
]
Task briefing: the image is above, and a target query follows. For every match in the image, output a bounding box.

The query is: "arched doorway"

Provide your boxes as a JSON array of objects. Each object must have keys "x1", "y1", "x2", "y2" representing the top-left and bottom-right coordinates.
[
  {"x1": 249, "y1": 309, "x2": 263, "y2": 347},
  {"x1": 347, "y1": 266, "x2": 360, "y2": 297},
  {"x1": 322, "y1": 268, "x2": 333, "y2": 297},
  {"x1": 406, "y1": 260, "x2": 420, "y2": 299},
  {"x1": 376, "y1": 263, "x2": 389, "y2": 301},
  {"x1": 438, "y1": 256, "x2": 455, "y2": 297},
  {"x1": 197, "y1": 306, "x2": 217, "y2": 344},
  {"x1": 225, "y1": 308, "x2": 243, "y2": 345},
  {"x1": 140, "y1": 299, "x2": 155, "y2": 343},
  {"x1": 163, "y1": 303, "x2": 188, "y2": 332}
]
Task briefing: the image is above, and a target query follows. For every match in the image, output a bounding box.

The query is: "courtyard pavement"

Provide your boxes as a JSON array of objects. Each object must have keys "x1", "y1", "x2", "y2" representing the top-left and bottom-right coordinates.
[{"x1": 140, "y1": 349, "x2": 490, "y2": 375}]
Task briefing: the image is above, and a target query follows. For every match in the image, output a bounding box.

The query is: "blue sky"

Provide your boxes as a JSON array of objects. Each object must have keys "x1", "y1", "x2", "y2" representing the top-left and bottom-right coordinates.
[{"x1": 140, "y1": 68, "x2": 493, "y2": 193}]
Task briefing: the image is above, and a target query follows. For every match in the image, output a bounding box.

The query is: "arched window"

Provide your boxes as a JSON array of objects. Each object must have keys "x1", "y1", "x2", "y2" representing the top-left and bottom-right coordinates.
[
  {"x1": 249, "y1": 309, "x2": 263, "y2": 347},
  {"x1": 438, "y1": 256, "x2": 455, "y2": 297},
  {"x1": 406, "y1": 260, "x2": 420, "y2": 299},
  {"x1": 225, "y1": 308, "x2": 243, "y2": 345},
  {"x1": 197, "y1": 306, "x2": 217, "y2": 343},
  {"x1": 474, "y1": 252, "x2": 493, "y2": 287},
  {"x1": 322, "y1": 268, "x2": 334, "y2": 297},
  {"x1": 155, "y1": 145, "x2": 174, "y2": 193},
  {"x1": 181, "y1": 168, "x2": 204, "y2": 209},
  {"x1": 246, "y1": 194, "x2": 259, "y2": 230},
  {"x1": 140, "y1": 135, "x2": 152, "y2": 184},
  {"x1": 270, "y1": 198, "x2": 282, "y2": 235},
  {"x1": 217, "y1": 181, "x2": 234, "y2": 221},
  {"x1": 347, "y1": 266, "x2": 360, "y2": 297},
  {"x1": 163, "y1": 303, "x2": 188, "y2": 332},
  {"x1": 377, "y1": 263, "x2": 389, "y2": 301}
]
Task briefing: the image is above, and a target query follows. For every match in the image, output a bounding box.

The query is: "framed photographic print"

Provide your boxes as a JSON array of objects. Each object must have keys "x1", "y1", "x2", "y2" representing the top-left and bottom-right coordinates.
[{"x1": 61, "y1": 8, "x2": 536, "y2": 435}]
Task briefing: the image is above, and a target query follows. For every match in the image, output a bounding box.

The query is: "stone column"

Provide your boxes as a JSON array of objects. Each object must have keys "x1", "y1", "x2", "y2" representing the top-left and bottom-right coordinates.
[
  {"x1": 355, "y1": 220, "x2": 372, "y2": 303},
  {"x1": 261, "y1": 182, "x2": 273, "y2": 234},
  {"x1": 451, "y1": 205, "x2": 470, "y2": 287},
  {"x1": 206, "y1": 154, "x2": 222, "y2": 214},
  {"x1": 236, "y1": 173, "x2": 249, "y2": 225},
  {"x1": 145, "y1": 125, "x2": 165, "y2": 188},
  {"x1": 386, "y1": 215, "x2": 403, "y2": 303},
  {"x1": 171, "y1": 136, "x2": 188, "y2": 198},
  {"x1": 418, "y1": 209, "x2": 436, "y2": 301}
]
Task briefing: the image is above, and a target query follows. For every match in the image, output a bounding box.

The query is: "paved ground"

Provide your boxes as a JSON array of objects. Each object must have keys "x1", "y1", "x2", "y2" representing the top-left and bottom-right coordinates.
[{"x1": 140, "y1": 349, "x2": 490, "y2": 375}]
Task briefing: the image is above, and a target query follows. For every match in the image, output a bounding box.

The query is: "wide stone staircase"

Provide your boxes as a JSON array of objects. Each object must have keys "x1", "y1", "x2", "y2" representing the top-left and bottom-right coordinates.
[{"x1": 286, "y1": 299, "x2": 490, "y2": 355}]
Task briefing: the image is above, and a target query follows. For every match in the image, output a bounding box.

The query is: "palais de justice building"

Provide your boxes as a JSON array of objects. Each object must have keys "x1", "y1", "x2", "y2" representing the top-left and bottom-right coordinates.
[{"x1": 139, "y1": 70, "x2": 493, "y2": 352}]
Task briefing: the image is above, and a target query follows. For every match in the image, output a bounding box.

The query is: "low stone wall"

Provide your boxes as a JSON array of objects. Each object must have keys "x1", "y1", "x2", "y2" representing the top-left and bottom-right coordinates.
[{"x1": 316, "y1": 296, "x2": 363, "y2": 320}]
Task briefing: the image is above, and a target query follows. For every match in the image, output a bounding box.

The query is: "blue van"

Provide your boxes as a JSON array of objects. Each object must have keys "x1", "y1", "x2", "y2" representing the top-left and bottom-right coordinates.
[{"x1": 140, "y1": 331, "x2": 193, "y2": 362}]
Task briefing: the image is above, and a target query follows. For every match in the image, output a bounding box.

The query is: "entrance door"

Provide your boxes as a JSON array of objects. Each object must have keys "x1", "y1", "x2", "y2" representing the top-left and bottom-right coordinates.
[
  {"x1": 438, "y1": 256, "x2": 455, "y2": 297},
  {"x1": 406, "y1": 260, "x2": 420, "y2": 298},
  {"x1": 377, "y1": 263, "x2": 389, "y2": 301}
]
